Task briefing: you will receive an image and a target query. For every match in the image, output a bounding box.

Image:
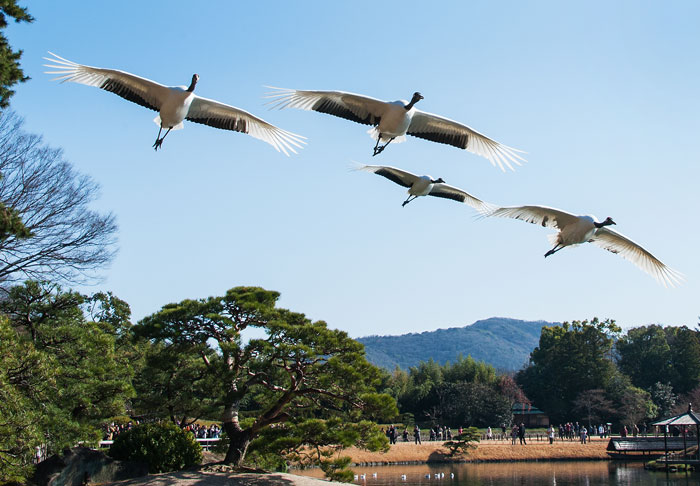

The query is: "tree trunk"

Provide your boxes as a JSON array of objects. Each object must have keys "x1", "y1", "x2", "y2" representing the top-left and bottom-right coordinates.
[{"x1": 223, "y1": 424, "x2": 252, "y2": 466}]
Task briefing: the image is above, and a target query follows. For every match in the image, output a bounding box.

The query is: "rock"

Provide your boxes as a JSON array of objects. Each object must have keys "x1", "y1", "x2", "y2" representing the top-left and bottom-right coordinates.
[{"x1": 32, "y1": 447, "x2": 148, "y2": 486}]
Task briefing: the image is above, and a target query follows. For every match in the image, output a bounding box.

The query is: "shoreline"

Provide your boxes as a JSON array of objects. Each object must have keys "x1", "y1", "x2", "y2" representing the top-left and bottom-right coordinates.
[{"x1": 340, "y1": 437, "x2": 611, "y2": 465}]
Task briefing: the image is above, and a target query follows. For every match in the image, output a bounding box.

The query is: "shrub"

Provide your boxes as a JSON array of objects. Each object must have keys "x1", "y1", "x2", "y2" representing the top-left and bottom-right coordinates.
[
  {"x1": 109, "y1": 422, "x2": 202, "y2": 473},
  {"x1": 443, "y1": 426, "x2": 481, "y2": 456}
]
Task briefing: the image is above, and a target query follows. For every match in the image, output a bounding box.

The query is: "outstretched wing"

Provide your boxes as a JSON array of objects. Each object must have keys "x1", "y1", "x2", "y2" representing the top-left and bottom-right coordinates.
[
  {"x1": 591, "y1": 227, "x2": 684, "y2": 288},
  {"x1": 358, "y1": 164, "x2": 419, "y2": 188},
  {"x1": 44, "y1": 51, "x2": 169, "y2": 113},
  {"x1": 487, "y1": 205, "x2": 580, "y2": 230},
  {"x1": 409, "y1": 110, "x2": 526, "y2": 171},
  {"x1": 266, "y1": 87, "x2": 387, "y2": 127},
  {"x1": 187, "y1": 96, "x2": 306, "y2": 156},
  {"x1": 429, "y1": 183, "x2": 494, "y2": 214}
]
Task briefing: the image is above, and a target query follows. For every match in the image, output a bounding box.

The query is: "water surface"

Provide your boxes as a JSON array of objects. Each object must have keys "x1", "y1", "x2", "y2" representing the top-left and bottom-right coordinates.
[{"x1": 297, "y1": 461, "x2": 700, "y2": 486}]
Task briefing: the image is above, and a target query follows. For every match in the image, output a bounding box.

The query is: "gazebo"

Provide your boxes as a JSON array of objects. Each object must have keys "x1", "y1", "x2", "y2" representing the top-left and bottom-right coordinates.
[{"x1": 651, "y1": 403, "x2": 700, "y2": 462}]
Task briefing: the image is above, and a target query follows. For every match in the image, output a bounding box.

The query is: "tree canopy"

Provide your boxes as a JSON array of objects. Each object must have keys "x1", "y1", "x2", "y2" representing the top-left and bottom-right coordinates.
[
  {"x1": 516, "y1": 318, "x2": 621, "y2": 423},
  {"x1": 382, "y1": 355, "x2": 518, "y2": 428},
  {"x1": 135, "y1": 286, "x2": 397, "y2": 467}
]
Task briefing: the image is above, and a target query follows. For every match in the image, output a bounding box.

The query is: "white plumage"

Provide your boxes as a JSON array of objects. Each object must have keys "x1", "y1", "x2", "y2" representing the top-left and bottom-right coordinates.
[
  {"x1": 358, "y1": 164, "x2": 493, "y2": 213},
  {"x1": 487, "y1": 205, "x2": 683, "y2": 288},
  {"x1": 266, "y1": 88, "x2": 525, "y2": 171},
  {"x1": 44, "y1": 52, "x2": 306, "y2": 154}
]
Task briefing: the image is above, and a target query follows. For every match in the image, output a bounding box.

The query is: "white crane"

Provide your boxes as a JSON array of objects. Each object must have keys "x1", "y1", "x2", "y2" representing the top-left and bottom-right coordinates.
[
  {"x1": 266, "y1": 88, "x2": 525, "y2": 171},
  {"x1": 486, "y1": 205, "x2": 683, "y2": 287},
  {"x1": 44, "y1": 52, "x2": 306, "y2": 154},
  {"x1": 358, "y1": 164, "x2": 493, "y2": 212}
]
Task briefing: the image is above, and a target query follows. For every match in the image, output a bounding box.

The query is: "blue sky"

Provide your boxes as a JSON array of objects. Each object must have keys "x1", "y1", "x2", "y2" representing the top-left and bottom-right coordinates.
[{"x1": 7, "y1": 1, "x2": 699, "y2": 337}]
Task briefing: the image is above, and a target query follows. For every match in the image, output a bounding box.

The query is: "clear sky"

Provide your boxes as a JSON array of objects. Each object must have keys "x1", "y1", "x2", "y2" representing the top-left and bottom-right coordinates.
[{"x1": 7, "y1": 1, "x2": 699, "y2": 337}]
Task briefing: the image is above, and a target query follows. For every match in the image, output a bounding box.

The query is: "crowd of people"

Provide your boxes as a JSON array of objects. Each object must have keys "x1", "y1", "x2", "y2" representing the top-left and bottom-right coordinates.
[
  {"x1": 103, "y1": 420, "x2": 137, "y2": 440},
  {"x1": 383, "y1": 421, "x2": 614, "y2": 447},
  {"x1": 382, "y1": 424, "x2": 459, "y2": 444},
  {"x1": 102, "y1": 420, "x2": 221, "y2": 441},
  {"x1": 553, "y1": 422, "x2": 611, "y2": 442}
]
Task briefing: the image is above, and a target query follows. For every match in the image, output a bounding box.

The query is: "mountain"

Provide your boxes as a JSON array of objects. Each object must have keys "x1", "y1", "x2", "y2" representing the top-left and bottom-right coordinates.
[{"x1": 357, "y1": 317, "x2": 559, "y2": 372}]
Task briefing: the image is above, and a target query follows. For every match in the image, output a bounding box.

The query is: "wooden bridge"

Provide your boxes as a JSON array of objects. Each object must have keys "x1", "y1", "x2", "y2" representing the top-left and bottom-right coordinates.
[{"x1": 607, "y1": 437, "x2": 690, "y2": 458}]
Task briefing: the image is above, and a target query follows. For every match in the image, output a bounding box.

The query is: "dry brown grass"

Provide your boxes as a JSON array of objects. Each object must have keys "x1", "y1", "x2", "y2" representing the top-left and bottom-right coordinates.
[{"x1": 342, "y1": 437, "x2": 610, "y2": 464}]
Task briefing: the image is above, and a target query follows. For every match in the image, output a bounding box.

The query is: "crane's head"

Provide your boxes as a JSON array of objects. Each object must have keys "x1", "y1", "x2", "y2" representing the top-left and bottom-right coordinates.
[
  {"x1": 594, "y1": 217, "x2": 616, "y2": 229},
  {"x1": 433, "y1": 177, "x2": 445, "y2": 184},
  {"x1": 405, "y1": 92, "x2": 424, "y2": 110},
  {"x1": 188, "y1": 74, "x2": 199, "y2": 92}
]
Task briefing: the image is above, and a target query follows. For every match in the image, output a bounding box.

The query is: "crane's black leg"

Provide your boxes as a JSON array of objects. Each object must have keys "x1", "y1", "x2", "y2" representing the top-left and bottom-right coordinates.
[
  {"x1": 373, "y1": 137, "x2": 395, "y2": 156},
  {"x1": 402, "y1": 195, "x2": 416, "y2": 207},
  {"x1": 373, "y1": 136, "x2": 383, "y2": 156},
  {"x1": 544, "y1": 244, "x2": 564, "y2": 258},
  {"x1": 153, "y1": 127, "x2": 163, "y2": 150},
  {"x1": 153, "y1": 127, "x2": 172, "y2": 151}
]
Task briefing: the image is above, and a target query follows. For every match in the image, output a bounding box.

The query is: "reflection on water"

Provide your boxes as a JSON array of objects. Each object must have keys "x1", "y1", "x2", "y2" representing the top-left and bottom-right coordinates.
[{"x1": 296, "y1": 462, "x2": 700, "y2": 486}]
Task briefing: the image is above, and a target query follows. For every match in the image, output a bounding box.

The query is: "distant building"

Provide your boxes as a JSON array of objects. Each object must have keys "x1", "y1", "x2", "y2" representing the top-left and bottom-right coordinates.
[{"x1": 512, "y1": 402, "x2": 549, "y2": 427}]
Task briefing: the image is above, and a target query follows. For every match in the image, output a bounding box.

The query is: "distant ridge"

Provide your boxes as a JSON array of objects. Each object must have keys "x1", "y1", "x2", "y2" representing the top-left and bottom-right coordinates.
[{"x1": 357, "y1": 317, "x2": 558, "y2": 372}]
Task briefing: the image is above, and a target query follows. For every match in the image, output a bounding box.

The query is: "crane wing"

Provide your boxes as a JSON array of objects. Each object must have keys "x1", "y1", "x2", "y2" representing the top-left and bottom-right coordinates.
[
  {"x1": 408, "y1": 110, "x2": 526, "y2": 171},
  {"x1": 591, "y1": 228, "x2": 684, "y2": 288},
  {"x1": 265, "y1": 87, "x2": 387, "y2": 127},
  {"x1": 487, "y1": 205, "x2": 580, "y2": 230},
  {"x1": 43, "y1": 52, "x2": 169, "y2": 113},
  {"x1": 358, "y1": 165, "x2": 418, "y2": 188},
  {"x1": 187, "y1": 96, "x2": 306, "y2": 156},
  {"x1": 429, "y1": 183, "x2": 494, "y2": 214}
]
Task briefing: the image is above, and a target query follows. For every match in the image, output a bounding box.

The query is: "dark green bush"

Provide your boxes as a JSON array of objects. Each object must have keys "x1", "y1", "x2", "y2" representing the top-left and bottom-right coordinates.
[{"x1": 108, "y1": 422, "x2": 202, "y2": 473}]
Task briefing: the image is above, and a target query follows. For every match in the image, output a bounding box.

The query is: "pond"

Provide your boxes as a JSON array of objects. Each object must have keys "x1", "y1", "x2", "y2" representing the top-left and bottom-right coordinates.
[{"x1": 296, "y1": 461, "x2": 700, "y2": 486}]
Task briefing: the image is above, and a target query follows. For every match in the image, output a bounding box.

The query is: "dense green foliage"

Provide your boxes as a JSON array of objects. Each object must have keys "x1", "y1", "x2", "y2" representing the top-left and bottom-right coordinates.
[
  {"x1": 109, "y1": 422, "x2": 202, "y2": 473},
  {"x1": 131, "y1": 341, "x2": 221, "y2": 426},
  {"x1": 134, "y1": 286, "x2": 397, "y2": 468},
  {"x1": 515, "y1": 318, "x2": 700, "y2": 427},
  {"x1": 617, "y1": 325, "x2": 700, "y2": 395},
  {"x1": 0, "y1": 198, "x2": 30, "y2": 240},
  {"x1": 0, "y1": 281, "x2": 134, "y2": 484},
  {"x1": 0, "y1": 1, "x2": 33, "y2": 107},
  {"x1": 0, "y1": 315, "x2": 51, "y2": 482},
  {"x1": 359, "y1": 318, "x2": 556, "y2": 371},
  {"x1": 382, "y1": 355, "x2": 520, "y2": 428},
  {"x1": 516, "y1": 318, "x2": 620, "y2": 423}
]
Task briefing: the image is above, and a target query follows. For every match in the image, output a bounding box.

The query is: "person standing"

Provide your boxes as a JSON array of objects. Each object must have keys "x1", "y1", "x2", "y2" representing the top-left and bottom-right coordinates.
[
  {"x1": 547, "y1": 424, "x2": 555, "y2": 444},
  {"x1": 518, "y1": 423, "x2": 527, "y2": 445},
  {"x1": 414, "y1": 425, "x2": 422, "y2": 444},
  {"x1": 511, "y1": 425, "x2": 518, "y2": 445}
]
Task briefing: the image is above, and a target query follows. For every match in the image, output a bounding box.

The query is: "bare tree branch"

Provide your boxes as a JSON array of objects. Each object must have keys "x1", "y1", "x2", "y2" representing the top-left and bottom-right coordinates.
[{"x1": 0, "y1": 112, "x2": 117, "y2": 285}]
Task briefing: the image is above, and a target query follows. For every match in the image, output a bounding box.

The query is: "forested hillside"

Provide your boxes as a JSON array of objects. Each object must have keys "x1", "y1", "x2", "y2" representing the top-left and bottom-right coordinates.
[{"x1": 358, "y1": 317, "x2": 558, "y2": 371}]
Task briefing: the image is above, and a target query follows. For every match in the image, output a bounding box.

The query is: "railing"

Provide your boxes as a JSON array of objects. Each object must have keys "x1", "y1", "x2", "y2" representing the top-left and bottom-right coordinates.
[{"x1": 99, "y1": 438, "x2": 221, "y2": 450}]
